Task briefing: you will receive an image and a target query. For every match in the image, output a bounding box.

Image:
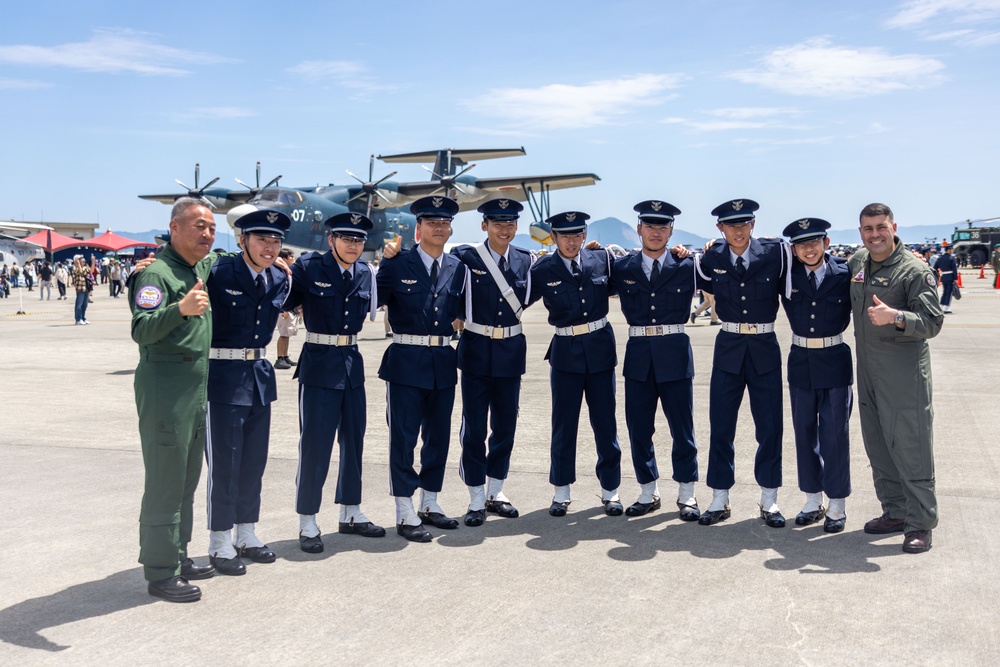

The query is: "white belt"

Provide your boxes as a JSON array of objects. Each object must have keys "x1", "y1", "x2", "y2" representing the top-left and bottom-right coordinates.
[
  {"x1": 628, "y1": 324, "x2": 686, "y2": 337},
  {"x1": 554, "y1": 317, "x2": 609, "y2": 337},
  {"x1": 465, "y1": 322, "x2": 523, "y2": 339},
  {"x1": 720, "y1": 322, "x2": 775, "y2": 334},
  {"x1": 791, "y1": 333, "x2": 844, "y2": 349},
  {"x1": 209, "y1": 347, "x2": 266, "y2": 361},
  {"x1": 392, "y1": 334, "x2": 452, "y2": 347},
  {"x1": 305, "y1": 332, "x2": 358, "y2": 346}
]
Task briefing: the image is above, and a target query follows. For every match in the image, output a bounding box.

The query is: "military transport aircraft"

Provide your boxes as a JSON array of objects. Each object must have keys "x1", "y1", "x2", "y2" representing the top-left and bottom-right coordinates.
[
  {"x1": 0, "y1": 223, "x2": 47, "y2": 267},
  {"x1": 138, "y1": 148, "x2": 599, "y2": 256}
]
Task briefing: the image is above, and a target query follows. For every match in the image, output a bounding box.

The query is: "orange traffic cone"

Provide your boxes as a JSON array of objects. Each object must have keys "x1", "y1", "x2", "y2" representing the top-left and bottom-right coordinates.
[
  {"x1": 980, "y1": 265, "x2": 986, "y2": 279},
  {"x1": 996, "y1": 272, "x2": 1000, "y2": 289},
  {"x1": 957, "y1": 272, "x2": 964, "y2": 288}
]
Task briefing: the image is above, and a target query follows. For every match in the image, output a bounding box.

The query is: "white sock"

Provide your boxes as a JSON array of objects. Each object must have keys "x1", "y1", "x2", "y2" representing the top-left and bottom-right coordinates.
[
  {"x1": 677, "y1": 481, "x2": 696, "y2": 507},
  {"x1": 707, "y1": 488, "x2": 730, "y2": 512},
  {"x1": 234, "y1": 523, "x2": 264, "y2": 549},
  {"x1": 801, "y1": 492, "x2": 824, "y2": 513},
  {"x1": 468, "y1": 485, "x2": 486, "y2": 511},
  {"x1": 419, "y1": 489, "x2": 445, "y2": 515},
  {"x1": 553, "y1": 484, "x2": 572, "y2": 503},
  {"x1": 760, "y1": 487, "x2": 780, "y2": 514},
  {"x1": 828, "y1": 497, "x2": 847, "y2": 520},
  {"x1": 396, "y1": 496, "x2": 420, "y2": 526},
  {"x1": 638, "y1": 480, "x2": 659, "y2": 504},
  {"x1": 601, "y1": 487, "x2": 620, "y2": 502},
  {"x1": 209, "y1": 529, "x2": 237, "y2": 559},
  {"x1": 299, "y1": 514, "x2": 320, "y2": 538},
  {"x1": 486, "y1": 476, "x2": 510, "y2": 503},
  {"x1": 339, "y1": 504, "x2": 371, "y2": 524}
]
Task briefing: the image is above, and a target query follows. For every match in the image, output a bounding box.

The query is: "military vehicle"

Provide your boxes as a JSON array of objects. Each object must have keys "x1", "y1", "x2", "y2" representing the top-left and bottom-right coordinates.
[{"x1": 951, "y1": 217, "x2": 1000, "y2": 266}]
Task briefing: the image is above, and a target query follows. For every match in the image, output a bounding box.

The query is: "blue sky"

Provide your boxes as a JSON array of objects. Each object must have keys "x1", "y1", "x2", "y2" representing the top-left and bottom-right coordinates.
[{"x1": 2, "y1": 0, "x2": 999, "y2": 244}]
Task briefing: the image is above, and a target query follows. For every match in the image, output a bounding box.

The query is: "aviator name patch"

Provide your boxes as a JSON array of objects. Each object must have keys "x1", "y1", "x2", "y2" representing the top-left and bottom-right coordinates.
[{"x1": 135, "y1": 284, "x2": 164, "y2": 310}]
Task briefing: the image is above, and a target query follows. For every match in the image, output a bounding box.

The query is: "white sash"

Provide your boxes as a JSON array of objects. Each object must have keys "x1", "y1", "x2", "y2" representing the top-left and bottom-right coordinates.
[{"x1": 475, "y1": 243, "x2": 523, "y2": 320}]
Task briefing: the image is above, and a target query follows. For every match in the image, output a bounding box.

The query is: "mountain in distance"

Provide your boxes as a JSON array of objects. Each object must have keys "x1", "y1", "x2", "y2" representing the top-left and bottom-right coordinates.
[
  {"x1": 511, "y1": 217, "x2": 710, "y2": 253},
  {"x1": 129, "y1": 227, "x2": 240, "y2": 251},
  {"x1": 827, "y1": 223, "x2": 961, "y2": 247}
]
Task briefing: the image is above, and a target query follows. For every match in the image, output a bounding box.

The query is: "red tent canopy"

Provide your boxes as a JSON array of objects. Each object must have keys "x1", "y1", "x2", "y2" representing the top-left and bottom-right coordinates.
[
  {"x1": 84, "y1": 230, "x2": 157, "y2": 252},
  {"x1": 17, "y1": 229, "x2": 89, "y2": 252}
]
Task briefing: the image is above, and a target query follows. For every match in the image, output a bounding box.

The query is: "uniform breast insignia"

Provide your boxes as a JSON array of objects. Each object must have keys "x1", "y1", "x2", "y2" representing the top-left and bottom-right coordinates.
[
  {"x1": 225, "y1": 289, "x2": 243, "y2": 296},
  {"x1": 471, "y1": 268, "x2": 487, "y2": 275},
  {"x1": 547, "y1": 281, "x2": 562, "y2": 287},
  {"x1": 713, "y1": 268, "x2": 727, "y2": 274},
  {"x1": 623, "y1": 279, "x2": 636, "y2": 285},
  {"x1": 401, "y1": 279, "x2": 418, "y2": 285},
  {"x1": 314, "y1": 281, "x2": 332, "y2": 288},
  {"x1": 871, "y1": 277, "x2": 889, "y2": 286},
  {"x1": 925, "y1": 273, "x2": 937, "y2": 288},
  {"x1": 851, "y1": 269, "x2": 865, "y2": 283},
  {"x1": 135, "y1": 284, "x2": 163, "y2": 310},
  {"x1": 791, "y1": 288, "x2": 799, "y2": 293}
]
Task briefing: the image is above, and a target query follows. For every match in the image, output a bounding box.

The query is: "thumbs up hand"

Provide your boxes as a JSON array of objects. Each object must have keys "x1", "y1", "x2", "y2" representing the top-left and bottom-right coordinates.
[
  {"x1": 178, "y1": 278, "x2": 209, "y2": 317},
  {"x1": 867, "y1": 293, "x2": 898, "y2": 327}
]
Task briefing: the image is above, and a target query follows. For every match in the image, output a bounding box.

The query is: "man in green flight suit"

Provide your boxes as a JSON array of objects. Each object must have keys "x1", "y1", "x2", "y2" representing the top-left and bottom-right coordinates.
[
  {"x1": 991, "y1": 243, "x2": 1000, "y2": 283},
  {"x1": 131, "y1": 197, "x2": 218, "y2": 602},
  {"x1": 849, "y1": 203, "x2": 943, "y2": 554}
]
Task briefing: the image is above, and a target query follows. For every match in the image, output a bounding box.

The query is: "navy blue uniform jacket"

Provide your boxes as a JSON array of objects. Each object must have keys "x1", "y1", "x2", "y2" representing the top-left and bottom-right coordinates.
[
  {"x1": 452, "y1": 244, "x2": 531, "y2": 378},
  {"x1": 376, "y1": 247, "x2": 467, "y2": 389},
  {"x1": 283, "y1": 251, "x2": 373, "y2": 391},
  {"x1": 780, "y1": 255, "x2": 853, "y2": 389},
  {"x1": 611, "y1": 250, "x2": 695, "y2": 383},
  {"x1": 528, "y1": 248, "x2": 616, "y2": 374},
  {"x1": 207, "y1": 255, "x2": 289, "y2": 406}
]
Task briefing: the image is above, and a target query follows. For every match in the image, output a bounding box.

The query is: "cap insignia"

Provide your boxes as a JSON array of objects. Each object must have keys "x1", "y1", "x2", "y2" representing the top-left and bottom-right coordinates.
[
  {"x1": 732, "y1": 201, "x2": 744, "y2": 211},
  {"x1": 267, "y1": 212, "x2": 279, "y2": 223},
  {"x1": 432, "y1": 197, "x2": 444, "y2": 208},
  {"x1": 498, "y1": 199, "x2": 510, "y2": 209},
  {"x1": 351, "y1": 214, "x2": 362, "y2": 225},
  {"x1": 566, "y1": 213, "x2": 577, "y2": 222},
  {"x1": 797, "y1": 219, "x2": 810, "y2": 229},
  {"x1": 651, "y1": 201, "x2": 662, "y2": 212}
]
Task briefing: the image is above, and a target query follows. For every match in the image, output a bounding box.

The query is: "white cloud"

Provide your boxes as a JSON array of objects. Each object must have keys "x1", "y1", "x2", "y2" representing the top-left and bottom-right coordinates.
[
  {"x1": 286, "y1": 59, "x2": 394, "y2": 94},
  {"x1": 461, "y1": 74, "x2": 683, "y2": 130},
  {"x1": 663, "y1": 107, "x2": 807, "y2": 132},
  {"x1": 887, "y1": 0, "x2": 1000, "y2": 28},
  {"x1": 707, "y1": 107, "x2": 803, "y2": 120},
  {"x1": 729, "y1": 38, "x2": 945, "y2": 98},
  {"x1": 0, "y1": 77, "x2": 51, "y2": 89},
  {"x1": 0, "y1": 28, "x2": 236, "y2": 75}
]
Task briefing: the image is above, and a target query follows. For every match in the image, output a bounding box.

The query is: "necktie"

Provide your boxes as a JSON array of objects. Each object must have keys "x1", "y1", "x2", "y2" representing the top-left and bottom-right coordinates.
[
  {"x1": 498, "y1": 256, "x2": 507, "y2": 274},
  {"x1": 429, "y1": 260, "x2": 438, "y2": 285},
  {"x1": 571, "y1": 260, "x2": 581, "y2": 279},
  {"x1": 343, "y1": 269, "x2": 352, "y2": 292},
  {"x1": 256, "y1": 274, "x2": 265, "y2": 300},
  {"x1": 736, "y1": 256, "x2": 746, "y2": 278},
  {"x1": 650, "y1": 259, "x2": 660, "y2": 283},
  {"x1": 809, "y1": 270, "x2": 818, "y2": 292}
]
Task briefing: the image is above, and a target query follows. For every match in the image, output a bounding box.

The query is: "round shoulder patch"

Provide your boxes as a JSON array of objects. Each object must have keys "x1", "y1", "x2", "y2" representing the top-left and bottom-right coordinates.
[
  {"x1": 135, "y1": 284, "x2": 164, "y2": 310},
  {"x1": 925, "y1": 272, "x2": 937, "y2": 288}
]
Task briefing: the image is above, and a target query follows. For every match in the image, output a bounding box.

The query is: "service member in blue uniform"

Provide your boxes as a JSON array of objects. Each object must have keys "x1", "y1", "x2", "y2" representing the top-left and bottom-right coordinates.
[
  {"x1": 452, "y1": 198, "x2": 533, "y2": 526},
  {"x1": 285, "y1": 212, "x2": 385, "y2": 553},
  {"x1": 695, "y1": 199, "x2": 789, "y2": 527},
  {"x1": 527, "y1": 211, "x2": 623, "y2": 516},
  {"x1": 611, "y1": 200, "x2": 701, "y2": 520},
  {"x1": 937, "y1": 245, "x2": 958, "y2": 314},
  {"x1": 377, "y1": 196, "x2": 468, "y2": 542},
  {"x1": 204, "y1": 210, "x2": 291, "y2": 574},
  {"x1": 779, "y1": 217, "x2": 853, "y2": 533}
]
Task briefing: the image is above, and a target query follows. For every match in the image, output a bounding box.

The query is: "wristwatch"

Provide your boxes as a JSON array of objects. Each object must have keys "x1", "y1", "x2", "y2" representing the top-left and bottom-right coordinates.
[{"x1": 894, "y1": 310, "x2": 905, "y2": 327}]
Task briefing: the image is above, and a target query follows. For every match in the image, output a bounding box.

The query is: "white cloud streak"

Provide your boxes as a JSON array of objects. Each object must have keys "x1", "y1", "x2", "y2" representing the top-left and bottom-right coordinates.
[
  {"x1": 0, "y1": 28, "x2": 236, "y2": 75},
  {"x1": 461, "y1": 74, "x2": 683, "y2": 130},
  {"x1": 729, "y1": 38, "x2": 945, "y2": 98},
  {"x1": 887, "y1": 0, "x2": 1000, "y2": 28},
  {"x1": 286, "y1": 60, "x2": 395, "y2": 94},
  {"x1": 0, "y1": 77, "x2": 51, "y2": 90}
]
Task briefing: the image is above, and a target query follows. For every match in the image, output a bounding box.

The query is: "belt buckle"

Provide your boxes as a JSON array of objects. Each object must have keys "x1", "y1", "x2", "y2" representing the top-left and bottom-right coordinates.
[
  {"x1": 807, "y1": 338, "x2": 824, "y2": 349},
  {"x1": 571, "y1": 323, "x2": 589, "y2": 336},
  {"x1": 644, "y1": 326, "x2": 660, "y2": 336},
  {"x1": 739, "y1": 323, "x2": 758, "y2": 334},
  {"x1": 337, "y1": 335, "x2": 351, "y2": 346},
  {"x1": 491, "y1": 327, "x2": 506, "y2": 340},
  {"x1": 429, "y1": 336, "x2": 443, "y2": 347},
  {"x1": 245, "y1": 349, "x2": 256, "y2": 360}
]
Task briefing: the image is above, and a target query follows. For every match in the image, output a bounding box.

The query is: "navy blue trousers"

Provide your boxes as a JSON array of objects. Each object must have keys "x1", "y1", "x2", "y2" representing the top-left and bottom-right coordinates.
[
  {"x1": 295, "y1": 382, "x2": 367, "y2": 515},
  {"x1": 789, "y1": 384, "x2": 853, "y2": 499},
  {"x1": 706, "y1": 359, "x2": 783, "y2": 490},
  {"x1": 386, "y1": 382, "x2": 455, "y2": 498},
  {"x1": 459, "y1": 373, "x2": 521, "y2": 487},
  {"x1": 624, "y1": 376, "x2": 698, "y2": 485},
  {"x1": 549, "y1": 367, "x2": 622, "y2": 490},
  {"x1": 940, "y1": 281, "x2": 954, "y2": 306},
  {"x1": 205, "y1": 398, "x2": 270, "y2": 531}
]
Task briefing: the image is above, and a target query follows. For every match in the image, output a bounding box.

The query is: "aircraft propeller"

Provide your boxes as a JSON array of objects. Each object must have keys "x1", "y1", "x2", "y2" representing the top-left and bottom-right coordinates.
[
  {"x1": 235, "y1": 162, "x2": 283, "y2": 197},
  {"x1": 173, "y1": 163, "x2": 221, "y2": 206},
  {"x1": 346, "y1": 154, "x2": 398, "y2": 217},
  {"x1": 422, "y1": 148, "x2": 476, "y2": 198}
]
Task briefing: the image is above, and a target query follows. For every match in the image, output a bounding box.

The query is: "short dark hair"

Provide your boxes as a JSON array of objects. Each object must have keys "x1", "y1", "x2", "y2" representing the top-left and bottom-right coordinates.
[{"x1": 859, "y1": 203, "x2": 893, "y2": 223}]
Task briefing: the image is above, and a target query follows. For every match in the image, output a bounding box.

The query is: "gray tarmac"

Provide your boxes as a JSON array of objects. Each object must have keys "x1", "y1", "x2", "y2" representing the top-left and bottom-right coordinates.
[{"x1": 2, "y1": 269, "x2": 999, "y2": 666}]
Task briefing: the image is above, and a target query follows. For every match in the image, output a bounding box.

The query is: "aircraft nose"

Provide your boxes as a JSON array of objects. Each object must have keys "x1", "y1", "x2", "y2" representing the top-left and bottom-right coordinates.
[{"x1": 226, "y1": 203, "x2": 259, "y2": 229}]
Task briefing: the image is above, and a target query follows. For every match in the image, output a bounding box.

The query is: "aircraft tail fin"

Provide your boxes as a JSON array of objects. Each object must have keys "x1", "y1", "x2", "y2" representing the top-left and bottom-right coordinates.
[{"x1": 378, "y1": 148, "x2": 525, "y2": 177}]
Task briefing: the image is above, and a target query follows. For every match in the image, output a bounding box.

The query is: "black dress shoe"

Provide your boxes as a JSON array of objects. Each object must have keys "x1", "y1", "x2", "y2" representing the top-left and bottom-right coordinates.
[
  {"x1": 397, "y1": 523, "x2": 433, "y2": 543},
  {"x1": 419, "y1": 510, "x2": 459, "y2": 530},
  {"x1": 148, "y1": 576, "x2": 201, "y2": 603},
  {"x1": 464, "y1": 508, "x2": 486, "y2": 527},
  {"x1": 676, "y1": 501, "x2": 701, "y2": 522},
  {"x1": 823, "y1": 516, "x2": 847, "y2": 534},
  {"x1": 339, "y1": 520, "x2": 387, "y2": 537},
  {"x1": 603, "y1": 499, "x2": 624, "y2": 516},
  {"x1": 485, "y1": 499, "x2": 520, "y2": 518},
  {"x1": 690, "y1": 312, "x2": 697, "y2": 324},
  {"x1": 760, "y1": 506, "x2": 786, "y2": 528},
  {"x1": 210, "y1": 554, "x2": 247, "y2": 576},
  {"x1": 625, "y1": 496, "x2": 661, "y2": 517},
  {"x1": 698, "y1": 506, "x2": 732, "y2": 525},
  {"x1": 902, "y1": 529, "x2": 932, "y2": 553},
  {"x1": 239, "y1": 545, "x2": 277, "y2": 563},
  {"x1": 299, "y1": 532, "x2": 324, "y2": 554},
  {"x1": 549, "y1": 500, "x2": 570, "y2": 517},
  {"x1": 795, "y1": 507, "x2": 827, "y2": 526},
  {"x1": 180, "y1": 557, "x2": 215, "y2": 580}
]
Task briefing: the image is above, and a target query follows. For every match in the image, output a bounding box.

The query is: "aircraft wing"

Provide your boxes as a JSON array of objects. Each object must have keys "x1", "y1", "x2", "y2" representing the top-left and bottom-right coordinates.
[
  {"x1": 392, "y1": 173, "x2": 601, "y2": 200},
  {"x1": 137, "y1": 194, "x2": 181, "y2": 205}
]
